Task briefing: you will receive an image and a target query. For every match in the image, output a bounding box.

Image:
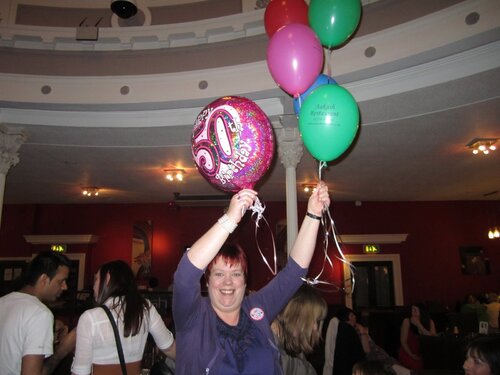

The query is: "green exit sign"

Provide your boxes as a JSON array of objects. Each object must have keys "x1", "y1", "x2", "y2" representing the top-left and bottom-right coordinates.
[{"x1": 363, "y1": 244, "x2": 380, "y2": 254}]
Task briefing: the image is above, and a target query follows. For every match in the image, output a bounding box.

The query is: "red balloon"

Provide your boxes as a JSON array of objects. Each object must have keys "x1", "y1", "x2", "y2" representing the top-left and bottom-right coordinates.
[{"x1": 264, "y1": 0, "x2": 309, "y2": 38}]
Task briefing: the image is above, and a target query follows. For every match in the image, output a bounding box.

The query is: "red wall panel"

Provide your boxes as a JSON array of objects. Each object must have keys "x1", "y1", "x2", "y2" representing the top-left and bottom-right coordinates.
[{"x1": 1, "y1": 200, "x2": 498, "y2": 308}]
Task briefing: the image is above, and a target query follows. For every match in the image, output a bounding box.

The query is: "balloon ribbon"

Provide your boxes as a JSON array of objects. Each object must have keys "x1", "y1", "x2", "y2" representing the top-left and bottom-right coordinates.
[
  {"x1": 301, "y1": 162, "x2": 356, "y2": 293},
  {"x1": 249, "y1": 197, "x2": 278, "y2": 276},
  {"x1": 301, "y1": 207, "x2": 356, "y2": 293}
]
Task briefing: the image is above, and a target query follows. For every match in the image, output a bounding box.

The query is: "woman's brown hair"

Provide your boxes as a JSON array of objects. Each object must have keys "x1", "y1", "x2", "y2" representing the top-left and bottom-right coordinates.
[{"x1": 272, "y1": 284, "x2": 327, "y2": 355}]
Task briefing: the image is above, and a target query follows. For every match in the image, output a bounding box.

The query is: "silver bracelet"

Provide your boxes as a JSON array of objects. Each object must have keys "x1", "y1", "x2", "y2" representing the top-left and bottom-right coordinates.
[{"x1": 218, "y1": 214, "x2": 238, "y2": 234}]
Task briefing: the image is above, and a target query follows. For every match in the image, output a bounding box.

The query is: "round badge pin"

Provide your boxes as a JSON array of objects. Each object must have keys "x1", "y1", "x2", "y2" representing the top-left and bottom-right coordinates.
[{"x1": 250, "y1": 307, "x2": 265, "y2": 321}]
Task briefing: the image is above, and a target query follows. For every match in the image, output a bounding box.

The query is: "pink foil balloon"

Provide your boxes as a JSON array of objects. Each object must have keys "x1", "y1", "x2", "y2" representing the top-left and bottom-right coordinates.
[
  {"x1": 192, "y1": 96, "x2": 275, "y2": 193},
  {"x1": 267, "y1": 23, "x2": 324, "y2": 96}
]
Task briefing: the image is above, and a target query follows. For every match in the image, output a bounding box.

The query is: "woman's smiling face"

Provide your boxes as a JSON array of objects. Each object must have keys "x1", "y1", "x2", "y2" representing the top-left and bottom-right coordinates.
[{"x1": 207, "y1": 257, "x2": 246, "y2": 319}]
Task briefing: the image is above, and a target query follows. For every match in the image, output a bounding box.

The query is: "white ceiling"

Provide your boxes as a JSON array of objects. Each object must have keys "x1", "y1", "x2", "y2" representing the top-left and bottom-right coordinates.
[{"x1": 0, "y1": 0, "x2": 499, "y2": 205}]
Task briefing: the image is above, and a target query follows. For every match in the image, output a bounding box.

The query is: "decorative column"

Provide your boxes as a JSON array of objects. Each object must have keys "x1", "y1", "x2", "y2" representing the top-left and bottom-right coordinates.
[
  {"x1": 275, "y1": 115, "x2": 303, "y2": 255},
  {"x1": 0, "y1": 125, "x2": 26, "y2": 228}
]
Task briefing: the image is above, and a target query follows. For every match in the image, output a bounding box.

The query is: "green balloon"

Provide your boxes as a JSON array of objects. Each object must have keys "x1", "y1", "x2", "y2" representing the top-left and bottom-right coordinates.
[
  {"x1": 308, "y1": 0, "x2": 362, "y2": 48},
  {"x1": 298, "y1": 84, "x2": 359, "y2": 162}
]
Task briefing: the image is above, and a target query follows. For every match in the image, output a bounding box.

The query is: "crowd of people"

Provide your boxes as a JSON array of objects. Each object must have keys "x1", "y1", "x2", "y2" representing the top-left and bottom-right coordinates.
[
  {"x1": 335, "y1": 307, "x2": 411, "y2": 375},
  {"x1": 459, "y1": 293, "x2": 500, "y2": 334},
  {"x1": 1, "y1": 183, "x2": 499, "y2": 375}
]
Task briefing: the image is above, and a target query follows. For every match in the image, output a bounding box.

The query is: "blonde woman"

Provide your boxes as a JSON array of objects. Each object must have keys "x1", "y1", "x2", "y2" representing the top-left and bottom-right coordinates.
[{"x1": 272, "y1": 285, "x2": 328, "y2": 375}]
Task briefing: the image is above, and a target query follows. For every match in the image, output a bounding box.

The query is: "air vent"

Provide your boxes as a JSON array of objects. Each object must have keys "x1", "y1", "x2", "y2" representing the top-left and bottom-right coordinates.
[{"x1": 173, "y1": 192, "x2": 230, "y2": 207}]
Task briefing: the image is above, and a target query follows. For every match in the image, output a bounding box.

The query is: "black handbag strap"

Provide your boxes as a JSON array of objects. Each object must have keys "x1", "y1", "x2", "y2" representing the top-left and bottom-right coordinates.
[{"x1": 101, "y1": 305, "x2": 128, "y2": 375}]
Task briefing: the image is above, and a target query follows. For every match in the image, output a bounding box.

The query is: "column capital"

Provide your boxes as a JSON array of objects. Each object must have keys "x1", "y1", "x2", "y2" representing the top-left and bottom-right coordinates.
[
  {"x1": 275, "y1": 122, "x2": 303, "y2": 169},
  {"x1": 0, "y1": 125, "x2": 26, "y2": 174}
]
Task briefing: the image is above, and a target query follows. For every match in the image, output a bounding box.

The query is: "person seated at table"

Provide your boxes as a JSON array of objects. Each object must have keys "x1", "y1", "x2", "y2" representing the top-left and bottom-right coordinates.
[
  {"x1": 324, "y1": 312, "x2": 366, "y2": 375},
  {"x1": 398, "y1": 304, "x2": 436, "y2": 370},
  {"x1": 337, "y1": 307, "x2": 410, "y2": 375},
  {"x1": 271, "y1": 284, "x2": 328, "y2": 375},
  {"x1": 460, "y1": 294, "x2": 489, "y2": 326},
  {"x1": 463, "y1": 335, "x2": 500, "y2": 375},
  {"x1": 485, "y1": 292, "x2": 499, "y2": 333}
]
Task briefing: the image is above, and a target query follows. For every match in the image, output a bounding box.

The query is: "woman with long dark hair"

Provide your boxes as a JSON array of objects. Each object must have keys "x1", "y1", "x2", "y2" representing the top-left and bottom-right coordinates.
[
  {"x1": 72, "y1": 260, "x2": 175, "y2": 375},
  {"x1": 336, "y1": 307, "x2": 410, "y2": 375},
  {"x1": 398, "y1": 304, "x2": 436, "y2": 370}
]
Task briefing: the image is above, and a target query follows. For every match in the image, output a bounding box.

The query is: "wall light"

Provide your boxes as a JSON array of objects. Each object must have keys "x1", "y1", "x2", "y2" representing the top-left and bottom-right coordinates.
[
  {"x1": 165, "y1": 169, "x2": 185, "y2": 182},
  {"x1": 82, "y1": 187, "x2": 99, "y2": 197},
  {"x1": 466, "y1": 138, "x2": 497, "y2": 155},
  {"x1": 488, "y1": 227, "x2": 499, "y2": 239}
]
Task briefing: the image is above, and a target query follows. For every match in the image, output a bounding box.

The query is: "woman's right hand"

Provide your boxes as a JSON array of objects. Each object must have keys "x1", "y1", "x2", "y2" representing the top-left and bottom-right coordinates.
[
  {"x1": 226, "y1": 189, "x2": 257, "y2": 224},
  {"x1": 410, "y1": 306, "x2": 422, "y2": 326},
  {"x1": 184, "y1": 189, "x2": 257, "y2": 269}
]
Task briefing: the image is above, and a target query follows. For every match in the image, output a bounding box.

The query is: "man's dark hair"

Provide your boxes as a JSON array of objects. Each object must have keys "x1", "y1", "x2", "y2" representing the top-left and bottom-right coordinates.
[{"x1": 22, "y1": 251, "x2": 71, "y2": 286}]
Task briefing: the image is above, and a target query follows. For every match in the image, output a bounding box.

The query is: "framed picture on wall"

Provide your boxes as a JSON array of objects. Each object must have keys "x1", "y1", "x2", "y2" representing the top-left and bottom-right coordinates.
[
  {"x1": 459, "y1": 246, "x2": 490, "y2": 275},
  {"x1": 132, "y1": 220, "x2": 153, "y2": 284},
  {"x1": 0, "y1": 257, "x2": 30, "y2": 296}
]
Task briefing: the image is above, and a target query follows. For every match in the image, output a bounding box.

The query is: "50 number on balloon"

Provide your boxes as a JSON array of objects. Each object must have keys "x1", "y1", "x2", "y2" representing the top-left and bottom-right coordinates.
[{"x1": 192, "y1": 96, "x2": 275, "y2": 193}]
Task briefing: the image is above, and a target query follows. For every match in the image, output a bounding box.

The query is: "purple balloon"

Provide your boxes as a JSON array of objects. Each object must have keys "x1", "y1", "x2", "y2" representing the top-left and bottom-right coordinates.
[{"x1": 267, "y1": 23, "x2": 324, "y2": 97}]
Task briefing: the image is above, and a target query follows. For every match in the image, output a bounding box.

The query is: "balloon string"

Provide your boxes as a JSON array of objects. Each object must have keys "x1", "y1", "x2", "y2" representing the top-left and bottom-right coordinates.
[
  {"x1": 249, "y1": 197, "x2": 278, "y2": 276},
  {"x1": 318, "y1": 161, "x2": 327, "y2": 180},
  {"x1": 302, "y1": 208, "x2": 356, "y2": 293},
  {"x1": 302, "y1": 210, "x2": 332, "y2": 285},
  {"x1": 326, "y1": 49, "x2": 333, "y2": 77},
  {"x1": 302, "y1": 165, "x2": 356, "y2": 293},
  {"x1": 327, "y1": 209, "x2": 356, "y2": 293}
]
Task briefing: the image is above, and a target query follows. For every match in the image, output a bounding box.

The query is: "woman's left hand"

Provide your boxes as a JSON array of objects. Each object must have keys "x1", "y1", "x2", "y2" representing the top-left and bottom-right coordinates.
[{"x1": 307, "y1": 182, "x2": 330, "y2": 217}]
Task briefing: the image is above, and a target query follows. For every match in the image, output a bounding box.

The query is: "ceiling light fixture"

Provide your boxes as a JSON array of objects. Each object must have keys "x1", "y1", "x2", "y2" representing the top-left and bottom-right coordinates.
[
  {"x1": 466, "y1": 138, "x2": 498, "y2": 155},
  {"x1": 82, "y1": 187, "x2": 99, "y2": 197},
  {"x1": 164, "y1": 169, "x2": 185, "y2": 182},
  {"x1": 488, "y1": 227, "x2": 499, "y2": 239},
  {"x1": 302, "y1": 183, "x2": 317, "y2": 194}
]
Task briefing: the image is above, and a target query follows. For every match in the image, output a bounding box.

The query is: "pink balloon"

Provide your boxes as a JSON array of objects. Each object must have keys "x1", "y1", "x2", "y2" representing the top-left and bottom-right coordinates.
[
  {"x1": 192, "y1": 96, "x2": 275, "y2": 193},
  {"x1": 267, "y1": 23, "x2": 324, "y2": 96}
]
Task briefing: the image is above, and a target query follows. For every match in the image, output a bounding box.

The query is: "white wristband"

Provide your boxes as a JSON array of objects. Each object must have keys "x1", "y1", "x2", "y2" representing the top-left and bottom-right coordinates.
[{"x1": 218, "y1": 214, "x2": 238, "y2": 234}]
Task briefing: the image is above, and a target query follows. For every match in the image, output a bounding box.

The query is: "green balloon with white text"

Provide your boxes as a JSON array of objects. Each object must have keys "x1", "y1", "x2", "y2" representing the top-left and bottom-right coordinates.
[{"x1": 298, "y1": 84, "x2": 359, "y2": 162}]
